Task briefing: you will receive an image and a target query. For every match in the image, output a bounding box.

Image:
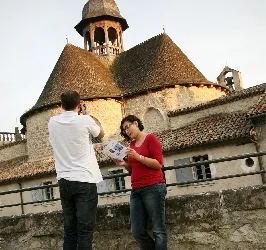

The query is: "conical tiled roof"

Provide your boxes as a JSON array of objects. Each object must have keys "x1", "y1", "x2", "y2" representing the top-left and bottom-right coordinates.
[
  {"x1": 112, "y1": 33, "x2": 212, "y2": 93},
  {"x1": 75, "y1": 0, "x2": 128, "y2": 35},
  {"x1": 32, "y1": 44, "x2": 121, "y2": 109},
  {"x1": 82, "y1": 0, "x2": 121, "y2": 20},
  {"x1": 20, "y1": 33, "x2": 220, "y2": 127}
]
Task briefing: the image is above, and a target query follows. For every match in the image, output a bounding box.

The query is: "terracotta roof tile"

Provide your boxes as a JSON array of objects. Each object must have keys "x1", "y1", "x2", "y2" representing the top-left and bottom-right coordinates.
[
  {"x1": 112, "y1": 33, "x2": 212, "y2": 94},
  {"x1": 168, "y1": 83, "x2": 266, "y2": 117},
  {"x1": 156, "y1": 112, "x2": 252, "y2": 152},
  {"x1": 0, "y1": 139, "x2": 26, "y2": 150},
  {"x1": 248, "y1": 91, "x2": 266, "y2": 116},
  {"x1": 21, "y1": 34, "x2": 218, "y2": 126},
  {"x1": 20, "y1": 44, "x2": 122, "y2": 125},
  {"x1": 0, "y1": 146, "x2": 118, "y2": 185},
  {"x1": 0, "y1": 157, "x2": 54, "y2": 185},
  {"x1": 1, "y1": 113, "x2": 252, "y2": 184},
  {"x1": 34, "y1": 44, "x2": 122, "y2": 108}
]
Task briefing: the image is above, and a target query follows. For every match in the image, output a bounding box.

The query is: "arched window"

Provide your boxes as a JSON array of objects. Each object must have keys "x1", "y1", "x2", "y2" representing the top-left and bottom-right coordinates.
[
  {"x1": 85, "y1": 31, "x2": 91, "y2": 49},
  {"x1": 108, "y1": 27, "x2": 118, "y2": 46},
  {"x1": 94, "y1": 27, "x2": 105, "y2": 46}
]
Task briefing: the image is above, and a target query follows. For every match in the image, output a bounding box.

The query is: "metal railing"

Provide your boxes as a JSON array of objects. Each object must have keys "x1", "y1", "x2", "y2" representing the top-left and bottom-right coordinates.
[{"x1": 1, "y1": 151, "x2": 266, "y2": 210}]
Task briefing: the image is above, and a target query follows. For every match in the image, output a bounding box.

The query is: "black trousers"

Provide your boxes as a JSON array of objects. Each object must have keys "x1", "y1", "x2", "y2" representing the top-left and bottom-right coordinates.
[{"x1": 58, "y1": 179, "x2": 98, "y2": 250}]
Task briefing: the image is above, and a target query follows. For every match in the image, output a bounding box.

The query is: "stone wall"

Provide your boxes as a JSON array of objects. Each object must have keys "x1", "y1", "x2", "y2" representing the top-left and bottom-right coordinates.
[
  {"x1": 83, "y1": 99, "x2": 123, "y2": 140},
  {"x1": 164, "y1": 142, "x2": 262, "y2": 197},
  {"x1": 0, "y1": 141, "x2": 27, "y2": 162},
  {"x1": 26, "y1": 108, "x2": 60, "y2": 161},
  {"x1": 25, "y1": 99, "x2": 123, "y2": 161},
  {"x1": 170, "y1": 95, "x2": 260, "y2": 130},
  {"x1": 125, "y1": 85, "x2": 226, "y2": 118},
  {"x1": 1, "y1": 185, "x2": 266, "y2": 250}
]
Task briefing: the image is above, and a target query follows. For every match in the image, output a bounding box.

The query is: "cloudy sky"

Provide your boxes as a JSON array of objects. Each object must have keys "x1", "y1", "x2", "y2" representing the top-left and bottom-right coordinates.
[{"x1": 0, "y1": 0, "x2": 265, "y2": 132}]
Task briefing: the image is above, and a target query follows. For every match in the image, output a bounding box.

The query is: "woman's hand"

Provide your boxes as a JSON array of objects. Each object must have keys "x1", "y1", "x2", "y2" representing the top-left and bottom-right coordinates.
[
  {"x1": 113, "y1": 159, "x2": 128, "y2": 167},
  {"x1": 113, "y1": 159, "x2": 132, "y2": 173},
  {"x1": 127, "y1": 148, "x2": 140, "y2": 161}
]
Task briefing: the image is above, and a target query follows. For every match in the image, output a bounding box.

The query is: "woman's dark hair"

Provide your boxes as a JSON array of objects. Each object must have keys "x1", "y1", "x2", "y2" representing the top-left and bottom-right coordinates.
[
  {"x1": 61, "y1": 90, "x2": 80, "y2": 111},
  {"x1": 120, "y1": 115, "x2": 144, "y2": 141}
]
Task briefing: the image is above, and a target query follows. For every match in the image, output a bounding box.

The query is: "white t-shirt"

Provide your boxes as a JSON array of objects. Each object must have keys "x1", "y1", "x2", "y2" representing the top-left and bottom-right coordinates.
[{"x1": 48, "y1": 111, "x2": 103, "y2": 183}]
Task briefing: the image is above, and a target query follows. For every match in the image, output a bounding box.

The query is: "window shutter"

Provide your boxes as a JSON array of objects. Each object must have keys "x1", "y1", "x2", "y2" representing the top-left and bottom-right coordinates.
[
  {"x1": 174, "y1": 158, "x2": 193, "y2": 183},
  {"x1": 98, "y1": 178, "x2": 114, "y2": 193},
  {"x1": 31, "y1": 184, "x2": 43, "y2": 202}
]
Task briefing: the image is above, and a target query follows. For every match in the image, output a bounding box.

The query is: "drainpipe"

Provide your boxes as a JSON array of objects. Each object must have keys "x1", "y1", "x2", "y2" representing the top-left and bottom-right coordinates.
[
  {"x1": 250, "y1": 129, "x2": 265, "y2": 184},
  {"x1": 254, "y1": 141, "x2": 265, "y2": 184},
  {"x1": 18, "y1": 182, "x2": 24, "y2": 214}
]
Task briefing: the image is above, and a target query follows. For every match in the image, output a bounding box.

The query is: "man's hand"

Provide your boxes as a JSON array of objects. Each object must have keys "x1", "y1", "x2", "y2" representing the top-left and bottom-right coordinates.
[
  {"x1": 81, "y1": 104, "x2": 87, "y2": 115},
  {"x1": 90, "y1": 115, "x2": 104, "y2": 138}
]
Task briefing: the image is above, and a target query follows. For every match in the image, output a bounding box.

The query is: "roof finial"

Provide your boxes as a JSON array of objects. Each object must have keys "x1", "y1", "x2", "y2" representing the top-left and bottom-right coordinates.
[
  {"x1": 66, "y1": 35, "x2": 69, "y2": 44},
  {"x1": 163, "y1": 25, "x2": 166, "y2": 34}
]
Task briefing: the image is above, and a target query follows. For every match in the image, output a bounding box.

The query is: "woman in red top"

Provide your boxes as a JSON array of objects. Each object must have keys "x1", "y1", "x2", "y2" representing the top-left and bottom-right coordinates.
[{"x1": 116, "y1": 115, "x2": 167, "y2": 250}]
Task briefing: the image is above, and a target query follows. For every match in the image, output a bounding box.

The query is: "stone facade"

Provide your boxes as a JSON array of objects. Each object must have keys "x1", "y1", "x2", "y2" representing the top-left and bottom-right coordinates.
[
  {"x1": 25, "y1": 99, "x2": 123, "y2": 161},
  {"x1": 170, "y1": 95, "x2": 260, "y2": 130},
  {"x1": 0, "y1": 183, "x2": 21, "y2": 217},
  {"x1": 1, "y1": 185, "x2": 266, "y2": 250},
  {"x1": 126, "y1": 85, "x2": 226, "y2": 117},
  {"x1": 165, "y1": 142, "x2": 262, "y2": 197},
  {"x1": 26, "y1": 108, "x2": 61, "y2": 161},
  {"x1": 0, "y1": 141, "x2": 27, "y2": 162},
  {"x1": 83, "y1": 99, "x2": 123, "y2": 140},
  {"x1": 23, "y1": 85, "x2": 226, "y2": 162}
]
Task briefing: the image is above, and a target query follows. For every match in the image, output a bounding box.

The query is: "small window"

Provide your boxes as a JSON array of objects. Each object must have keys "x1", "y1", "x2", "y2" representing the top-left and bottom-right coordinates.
[
  {"x1": 111, "y1": 169, "x2": 125, "y2": 191},
  {"x1": 175, "y1": 158, "x2": 193, "y2": 183},
  {"x1": 43, "y1": 181, "x2": 54, "y2": 201},
  {"x1": 175, "y1": 155, "x2": 212, "y2": 183},
  {"x1": 245, "y1": 158, "x2": 254, "y2": 168},
  {"x1": 192, "y1": 155, "x2": 212, "y2": 180},
  {"x1": 31, "y1": 181, "x2": 54, "y2": 202}
]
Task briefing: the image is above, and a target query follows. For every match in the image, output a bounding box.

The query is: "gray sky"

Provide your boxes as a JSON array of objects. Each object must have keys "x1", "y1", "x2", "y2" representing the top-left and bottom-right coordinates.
[{"x1": 0, "y1": 0, "x2": 265, "y2": 132}]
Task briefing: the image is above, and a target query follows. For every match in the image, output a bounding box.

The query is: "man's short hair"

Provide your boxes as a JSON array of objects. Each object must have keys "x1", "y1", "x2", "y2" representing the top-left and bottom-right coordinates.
[{"x1": 60, "y1": 90, "x2": 80, "y2": 111}]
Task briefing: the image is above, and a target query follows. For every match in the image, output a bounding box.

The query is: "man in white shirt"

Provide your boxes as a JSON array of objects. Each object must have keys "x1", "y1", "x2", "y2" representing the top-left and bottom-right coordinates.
[{"x1": 48, "y1": 90, "x2": 104, "y2": 250}]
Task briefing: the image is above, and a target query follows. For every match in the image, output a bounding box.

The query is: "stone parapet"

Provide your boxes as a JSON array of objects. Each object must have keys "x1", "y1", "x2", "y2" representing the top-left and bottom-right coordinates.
[{"x1": 1, "y1": 185, "x2": 266, "y2": 249}]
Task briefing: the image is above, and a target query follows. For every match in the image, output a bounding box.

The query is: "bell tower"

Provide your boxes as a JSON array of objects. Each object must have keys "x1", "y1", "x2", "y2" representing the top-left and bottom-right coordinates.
[{"x1": 75, "y1": 0, "x2": 128, "y2": 60}]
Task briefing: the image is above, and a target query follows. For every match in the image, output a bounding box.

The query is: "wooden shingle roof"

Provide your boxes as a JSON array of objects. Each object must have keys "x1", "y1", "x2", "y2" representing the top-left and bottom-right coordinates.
[{"x1": 112, "y1": 33, "x2": 212, "y2": 93}]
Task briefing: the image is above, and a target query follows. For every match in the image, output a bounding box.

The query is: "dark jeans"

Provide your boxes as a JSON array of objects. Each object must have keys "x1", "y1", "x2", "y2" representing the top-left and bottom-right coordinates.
[
  {"x1": 130, "y1": 183, "x2": 167, "y2": 250},
  {"x1": 58, "y1": 179, "x2": 98, "y2": 250}
]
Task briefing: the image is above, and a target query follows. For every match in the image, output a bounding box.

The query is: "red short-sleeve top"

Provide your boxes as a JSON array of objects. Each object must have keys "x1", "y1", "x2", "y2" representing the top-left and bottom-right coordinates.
[{"x1": 128, "y1": 133, "x2": 165, "y2": 189}]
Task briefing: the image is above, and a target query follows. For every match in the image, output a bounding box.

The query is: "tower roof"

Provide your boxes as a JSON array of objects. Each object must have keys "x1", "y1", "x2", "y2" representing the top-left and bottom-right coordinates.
[
  {"x1": 20, "y1": 33, "x2": 225, "y2": 127},
  {"x1": 28, "y1": 44, "x2": 121, "y2": 109},
  {"x1": 75, "y1": 0, "x2": 128, "y2": 36},
  {"x1": 112, "y1": 33, "x2": 212, "y2": 93}
]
